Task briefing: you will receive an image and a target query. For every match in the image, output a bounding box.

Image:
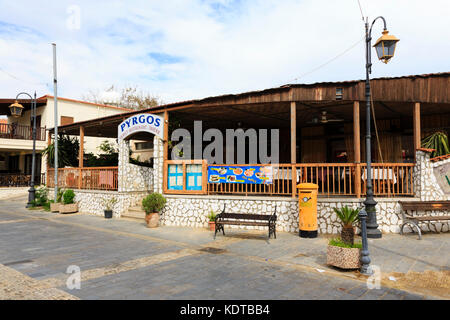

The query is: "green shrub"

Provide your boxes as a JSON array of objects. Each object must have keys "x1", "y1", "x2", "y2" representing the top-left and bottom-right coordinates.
[
  {"x1": 142, "y1": 193, "x2": 166, "y2": 214},
  {"x1": 329, "y1": 238, "x2": 362, "y2": 249},
  {"x1": 33, "y1": 186, "x2": 48, "y2": 207},
  {"x1": 208, "y1": 210, "x2": 217, "y2": 222},
  {"x1": 56, "y1": 188, "x2": 64, "y2": 203},
  {"x1": 42, "y1": 201, "x2": 51, "y2": 212},
  {"x1": 102, "y1": 197, "x2": 118, "y2": 211},
  {"x1": 63, "y1": 189, "x2": 75, "y2": 205}
]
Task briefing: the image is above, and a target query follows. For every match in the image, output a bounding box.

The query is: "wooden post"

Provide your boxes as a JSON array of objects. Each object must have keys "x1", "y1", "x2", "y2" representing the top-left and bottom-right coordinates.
[
  {"x1": 79, "y1": 126, "x2": 84, "y2": 168},
  {"x1": 290, "y1": 101, "x2": 296, "y2": 164},
  {"x1": 163, "y1": 111, "x2": 169, "y2": 193},
  {"x1": 78, "y1": 126, "x2": 84, "y2": 189},
  {"x1": 353, "y1": 101, "x2": 361, "y2": 198},
  {"x1": 163, "y1": 111, "x2": 169, "y2": 161},
  {"x1": 413, "y1": 102, "x2": 421, "y2": 151}
]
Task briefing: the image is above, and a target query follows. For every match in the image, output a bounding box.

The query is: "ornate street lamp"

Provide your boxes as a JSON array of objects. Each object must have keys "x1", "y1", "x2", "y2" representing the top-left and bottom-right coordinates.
[
  {"x1": 360, "y1": 16, "x2": 399, "y2": 274},
  {"x1": 9, "y1": 92, "x2": 37, "y2": 208},
  {"x1": 359, "y1": 16, "x2": 399, "y2": 274},
  {"x1": 8, "y1": 100, "x2": 25, "y2": 117}
]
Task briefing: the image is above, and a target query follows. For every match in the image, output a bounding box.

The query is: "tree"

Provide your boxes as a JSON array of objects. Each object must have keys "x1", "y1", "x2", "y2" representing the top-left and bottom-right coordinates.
[{"x1": 82, "y1": 85, "x2": 162, "y2": 110}]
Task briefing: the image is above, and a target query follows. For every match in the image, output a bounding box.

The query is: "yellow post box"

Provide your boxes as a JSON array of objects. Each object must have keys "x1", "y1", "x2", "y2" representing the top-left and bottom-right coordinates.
[{"x1": 297, "y1": 183, "x2": 319, "y2": 238}]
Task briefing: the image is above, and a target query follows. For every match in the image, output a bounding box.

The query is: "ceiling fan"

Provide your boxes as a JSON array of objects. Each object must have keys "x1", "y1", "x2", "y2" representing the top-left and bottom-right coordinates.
[{"x1": 308, "y1": 111, "x2": 345, "y2": 124}]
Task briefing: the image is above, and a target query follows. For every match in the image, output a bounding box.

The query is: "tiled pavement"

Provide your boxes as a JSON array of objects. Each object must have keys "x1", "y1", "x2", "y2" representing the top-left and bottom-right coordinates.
[{"x1": 0, "y1": 197, "x2": 447, "y2": 300}]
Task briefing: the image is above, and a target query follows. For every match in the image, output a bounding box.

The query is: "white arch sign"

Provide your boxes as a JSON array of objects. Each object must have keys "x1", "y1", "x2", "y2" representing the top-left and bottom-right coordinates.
[{"x1": 118, "y1": 113, "x2": 164, "y2": 141}]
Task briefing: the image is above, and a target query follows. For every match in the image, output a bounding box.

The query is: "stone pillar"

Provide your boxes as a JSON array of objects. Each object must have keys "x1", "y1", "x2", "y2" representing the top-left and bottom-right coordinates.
[
  {"x1": 153, "y1": 135, "x2": 164, "y2": 194},
  {"x1": 118, "y1": 139, "x2": 130, "y2": 193},
  {"x1": 414, "y1": 149, "x2": 445, "y2": 201}
]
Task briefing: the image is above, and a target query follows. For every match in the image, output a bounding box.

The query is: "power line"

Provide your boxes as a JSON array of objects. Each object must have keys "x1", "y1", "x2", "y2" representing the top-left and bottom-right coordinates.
[
  {"x1": 357, "y1": 0, "x2": 365, "y2": 22},
  {"x1": 0, "y1": 66, "x2": 49, "y2": 88},
  {"x1": 284, "y1": 36, "x2": 364, "y2": 85}
]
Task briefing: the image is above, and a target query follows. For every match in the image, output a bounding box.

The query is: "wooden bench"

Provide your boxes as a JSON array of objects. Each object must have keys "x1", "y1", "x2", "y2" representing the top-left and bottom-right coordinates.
[
  {"x1": 214, "y1": 205, "x2": 277, "y2": 240},
  {"x1": 399, "y1": 201, "x2": 450, "y2": 240}
]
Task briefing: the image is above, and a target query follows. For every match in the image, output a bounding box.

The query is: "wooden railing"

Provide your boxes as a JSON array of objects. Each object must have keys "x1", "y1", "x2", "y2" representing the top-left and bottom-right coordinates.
[
  {"x1": 206, "y1": 163, "x2": 415, "y2": 198},
  {"x1": 47, "y1": 167, "x2": 118, "y2": 191},
  {"x1": 0, "y1": 123, "x2": 46, "y2": 141}
]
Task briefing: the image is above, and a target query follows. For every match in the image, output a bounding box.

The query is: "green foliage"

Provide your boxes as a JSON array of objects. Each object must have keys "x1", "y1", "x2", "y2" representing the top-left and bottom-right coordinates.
[
  {"x1": 208, "y1": 210, "x2": 217, "y2": 222},
  {"x1": 142, "y1": 193, "x2": 166, "y2": 214},
  {"x1": 42, "y1": 134, "x2": 80, "y2": 168},
  {"x1": 85, "y1": 152, "x2": 118, "y2": 167},
  {"x1": 56, "y1": 188, "x2": 64, "y2": 203},
  {"x1": 42, "y1": 201, "x2": 51, "y2": 212},
  {"x1": 34, "y1": 186, "x2": 48, "y2": 206},
  {"x1": 421, "y1": 131, "x2": 450, "y2": 158},
  {"x1": 333, "y1": 206, "x2": 360, "y2": 228},
  {"x1": 102, "y1": 197, "x2": 118, "y2": 211},
  {"x1": 98, "y1": 140, "x2": 118, "y2": 154},
  {"x1": 63, "y1": 189, "x2": 75, "y2": 205},
  {"x1": 329, "y1": 238, "x2": 362, "y2": 249},
  {"x1": 129, "y1": 157, "x2": 153, "y2": 167}
]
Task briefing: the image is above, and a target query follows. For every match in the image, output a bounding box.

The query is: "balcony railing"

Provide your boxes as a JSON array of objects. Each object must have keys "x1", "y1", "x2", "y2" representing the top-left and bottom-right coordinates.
[
  {"x1": 0, "y1": 123, "x2": 46, "y2": 141},
  {"x1": 0, "y1": 173, "x2": 46, "y2": 187},
  {"x1": 47, "y1": 167, "x2": 118, "y2": 191}
]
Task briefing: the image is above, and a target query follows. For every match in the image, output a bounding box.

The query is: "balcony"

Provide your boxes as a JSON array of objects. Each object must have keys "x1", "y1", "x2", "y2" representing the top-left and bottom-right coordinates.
[{"x1": 0, "y1": 123, "x2": 46, "y2": 141}]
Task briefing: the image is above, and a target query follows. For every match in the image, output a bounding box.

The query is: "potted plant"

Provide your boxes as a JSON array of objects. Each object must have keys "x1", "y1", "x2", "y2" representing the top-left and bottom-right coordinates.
[
  {"x1": 59, "y1": 189, "x2": 78, "y2": 214},
  {"x1": 327, "y1": 206, "x2": 361, "y2": 269},
  {"x1": 102, "y1": 197, "x2": 117, "y2": 219},
  {"x1": 142, "y1": 193, "x2": 166, "y2": 228},
  {"x1": 207, "y1": 210, "x2": 217, "y2": 231},
  {"x1": 50, "y1": 188, "x2": 64, "y2": 212}
]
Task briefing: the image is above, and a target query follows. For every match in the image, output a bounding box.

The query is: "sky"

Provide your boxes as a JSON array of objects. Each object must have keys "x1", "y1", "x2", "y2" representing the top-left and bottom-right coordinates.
[{"x1": 0, "y1": 0, "x2": 449, "y2": 104}]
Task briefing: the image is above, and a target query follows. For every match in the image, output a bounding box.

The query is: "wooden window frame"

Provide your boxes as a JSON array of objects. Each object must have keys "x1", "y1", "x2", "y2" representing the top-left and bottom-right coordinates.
[{"x1": 163, "y1": 159, "x2": 207, "y2": 195}]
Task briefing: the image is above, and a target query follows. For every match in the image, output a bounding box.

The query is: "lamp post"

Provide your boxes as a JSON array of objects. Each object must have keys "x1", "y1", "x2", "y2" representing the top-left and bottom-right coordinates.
[
  {"x1": 363, "y1": 16, "x2": 399, "y2": 239},
  {"x1": 9, "y1": 92, "x2": 37, "y2": 208}
]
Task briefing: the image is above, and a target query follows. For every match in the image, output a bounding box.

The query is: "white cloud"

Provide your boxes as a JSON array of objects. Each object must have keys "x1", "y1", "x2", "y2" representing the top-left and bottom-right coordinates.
[{"x1": 0, "y1": 0, "x2": 449, "y2": 104}]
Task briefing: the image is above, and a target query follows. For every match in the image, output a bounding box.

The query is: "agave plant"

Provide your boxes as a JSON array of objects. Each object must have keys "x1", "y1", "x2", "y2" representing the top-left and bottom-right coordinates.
[
  {"x1": 333, "y1": 206, "x2": 360, "y2": 246},
  {"x1": 421, "y1": 131, "x2": 450, "y2": 158}
]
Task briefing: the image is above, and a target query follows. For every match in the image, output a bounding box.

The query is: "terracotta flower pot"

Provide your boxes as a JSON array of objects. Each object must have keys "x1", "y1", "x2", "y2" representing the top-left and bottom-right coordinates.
[
  {"x1": 59, "y1": 203, "x2": 78, "y2": 214},
  {"x1": 145, "y1": 212, "x2": 159, "y2": 228},
  {"x1": 50, "y1": 202, "x2": 60, "y2": 212},
  {"x1": 326, "y1": 245, "x2": 361, "y2": 270},
  {"x1": 208, "y1": 221, "x2": 215, "y2": 231}
]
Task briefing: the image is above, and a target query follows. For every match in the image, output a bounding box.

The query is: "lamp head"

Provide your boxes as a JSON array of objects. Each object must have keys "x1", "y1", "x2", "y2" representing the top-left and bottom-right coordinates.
[
  {"x1": 373, "y1": 29, "x2": 399, "y2": 64},
  {"x1": 9, "y1": 100, "x2": 24, "y2": 117}
]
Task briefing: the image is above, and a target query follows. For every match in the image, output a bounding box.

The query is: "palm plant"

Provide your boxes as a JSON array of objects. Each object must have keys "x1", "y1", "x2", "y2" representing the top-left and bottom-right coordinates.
[
  {"x1": 42, "y1": 134, "x2": 80, "y2": 168},
  {"x1": 333, "y1": 206, "x2": 360, "y2": 246},
  {"x1": 421, "y1": 131, "x2": 450, "y2": 158}
]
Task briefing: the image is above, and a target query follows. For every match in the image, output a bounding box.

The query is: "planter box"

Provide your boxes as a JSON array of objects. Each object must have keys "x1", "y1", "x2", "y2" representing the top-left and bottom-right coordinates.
[
  {"x1": 59, "y1": 203, "x2": 78, "y2": 214},
  {"x1": 326, "y1": 245, "x2": 361, "y2": 270},
  {"x1": 50, "y1": 203, "x2": 60, "y2": 212},
  {"x1": 208, "y1": 221, "x2": 215, "y2": 231}
]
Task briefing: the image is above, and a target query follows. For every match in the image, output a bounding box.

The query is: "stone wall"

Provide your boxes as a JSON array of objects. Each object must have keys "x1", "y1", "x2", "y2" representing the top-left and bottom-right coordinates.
[
  {"x1": 160, "y1": 195, "x2": 405, "y2": 234},
  {"x1": 48, "y1": 188, "x2": 149, "y2": 218},
  {"x1": 432, "y1": 157, "x2": 450, "y2": 197}
]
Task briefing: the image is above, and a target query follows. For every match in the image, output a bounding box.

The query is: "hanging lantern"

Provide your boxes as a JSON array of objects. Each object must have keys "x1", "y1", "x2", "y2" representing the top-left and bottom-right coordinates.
[
  {"x1": 8, "y1": 100, "x2": 24, "y2": 117},
  {"x1": 373, "y1": 30, "x2": 399, "y2": 64}
]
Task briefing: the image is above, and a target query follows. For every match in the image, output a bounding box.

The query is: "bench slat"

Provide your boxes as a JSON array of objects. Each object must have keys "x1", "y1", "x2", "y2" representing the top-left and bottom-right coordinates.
[
  {"x1": 409, "y1": 216, "x2": 450, "y2": 221},
  {"x1": 217, "y1": 220, "x2": 271, "y2": 226},
  {"x1": 220, "y1": 213, "x2": 272, "y2": 221}
]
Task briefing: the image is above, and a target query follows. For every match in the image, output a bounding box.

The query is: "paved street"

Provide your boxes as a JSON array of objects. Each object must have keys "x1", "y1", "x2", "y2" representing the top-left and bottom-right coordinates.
[{"x1": 0, "y1": 196, "x2": 447, "y2": 300}]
